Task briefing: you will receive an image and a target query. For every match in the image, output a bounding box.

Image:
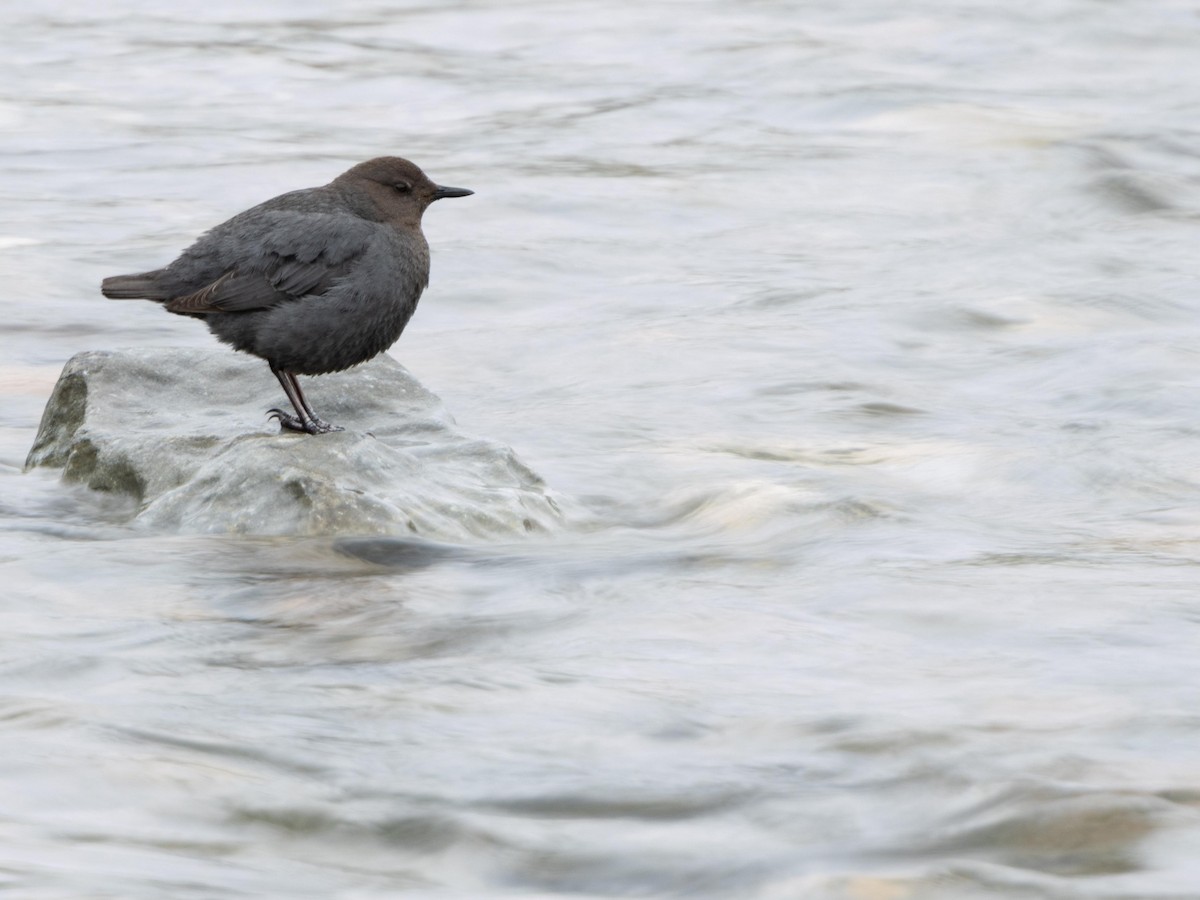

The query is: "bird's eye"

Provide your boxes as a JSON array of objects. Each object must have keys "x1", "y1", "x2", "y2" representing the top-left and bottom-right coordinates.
[{"x1": 393, "y1": 181, "x2": 412, "y2": 193}]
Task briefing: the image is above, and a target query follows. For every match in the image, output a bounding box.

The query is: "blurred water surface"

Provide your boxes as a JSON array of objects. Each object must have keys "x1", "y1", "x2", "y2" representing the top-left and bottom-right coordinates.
[{"x1": 3, "y1": 1, "x2": 1200, "y2": 897}]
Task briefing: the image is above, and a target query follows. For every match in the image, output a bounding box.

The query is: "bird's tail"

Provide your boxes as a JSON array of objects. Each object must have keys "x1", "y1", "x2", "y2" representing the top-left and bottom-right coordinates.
[{"x1": 101, "y1": 272, "x2": 171, "y2": 300}]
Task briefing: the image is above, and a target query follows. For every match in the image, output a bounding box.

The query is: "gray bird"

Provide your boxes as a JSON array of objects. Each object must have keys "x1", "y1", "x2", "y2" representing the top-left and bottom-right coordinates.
[{"x1": 102, "y1": 157, "x2": 473, "y2": 434}]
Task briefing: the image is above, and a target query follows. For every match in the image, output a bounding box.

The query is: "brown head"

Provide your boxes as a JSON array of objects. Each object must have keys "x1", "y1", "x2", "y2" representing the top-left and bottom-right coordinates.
[{"x1": 332, "y1": 156, "x2": 473, "y2": 225}]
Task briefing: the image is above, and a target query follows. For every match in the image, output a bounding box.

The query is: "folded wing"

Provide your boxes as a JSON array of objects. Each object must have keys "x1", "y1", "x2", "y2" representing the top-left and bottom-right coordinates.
[{"x1": 129, "y1": 211, "x2": 380, "y2": 315}]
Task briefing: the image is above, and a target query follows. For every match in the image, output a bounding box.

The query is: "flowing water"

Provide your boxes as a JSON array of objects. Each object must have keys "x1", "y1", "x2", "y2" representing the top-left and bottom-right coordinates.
[{"x1": 3, "y1": 1, "x2": 1200, "y2": 897}]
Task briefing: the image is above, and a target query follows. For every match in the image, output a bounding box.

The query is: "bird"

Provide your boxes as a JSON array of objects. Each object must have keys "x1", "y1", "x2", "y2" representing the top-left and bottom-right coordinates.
[{"x1": 101, "y1": 157, "x2": 473, "y2": 434}]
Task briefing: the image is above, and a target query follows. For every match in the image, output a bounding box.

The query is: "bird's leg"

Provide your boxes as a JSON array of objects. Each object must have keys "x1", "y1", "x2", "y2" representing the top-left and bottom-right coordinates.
[
  {"x1": 267, "y1": 367, "x2": 312, "y2": 433},
  {"x1": 267, "y1": 367, "x2": 344, "y2": 434},
  {"x1": 287, "y1": 372, "x2": 344, "y2": 433}
]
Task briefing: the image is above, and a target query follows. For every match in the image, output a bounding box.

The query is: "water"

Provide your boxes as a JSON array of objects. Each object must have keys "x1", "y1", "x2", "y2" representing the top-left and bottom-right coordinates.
[{"x1": 3, "y1": 1, "x2": 1200, "y2": 896}]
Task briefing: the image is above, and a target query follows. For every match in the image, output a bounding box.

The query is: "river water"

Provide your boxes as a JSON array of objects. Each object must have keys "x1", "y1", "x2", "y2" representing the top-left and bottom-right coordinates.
[{"x1": 3, "y1": 1, "x2": 1200, "y2": 897}]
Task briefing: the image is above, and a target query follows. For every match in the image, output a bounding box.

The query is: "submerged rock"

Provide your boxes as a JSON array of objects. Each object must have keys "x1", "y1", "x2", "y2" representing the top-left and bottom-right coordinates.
[{"x1": 25, "y1": 349, "x2": 561, "y2": 539}]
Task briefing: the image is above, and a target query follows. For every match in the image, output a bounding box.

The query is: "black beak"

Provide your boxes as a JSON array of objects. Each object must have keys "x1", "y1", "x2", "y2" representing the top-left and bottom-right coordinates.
[{"x1": 433, "y1": 185, "x2": 473, "y2": 200}]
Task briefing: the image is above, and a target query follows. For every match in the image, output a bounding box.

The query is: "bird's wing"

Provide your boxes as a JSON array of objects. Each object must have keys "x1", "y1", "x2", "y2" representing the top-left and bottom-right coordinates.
[{"x1": 164, "y1": 212, "x2": 378, "y2": 315}]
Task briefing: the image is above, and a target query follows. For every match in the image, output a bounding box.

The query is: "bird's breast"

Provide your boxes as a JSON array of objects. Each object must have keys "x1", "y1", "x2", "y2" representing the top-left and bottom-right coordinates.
[{"x1": 250, "y1": 229, "x2": 432, "y2": 375}]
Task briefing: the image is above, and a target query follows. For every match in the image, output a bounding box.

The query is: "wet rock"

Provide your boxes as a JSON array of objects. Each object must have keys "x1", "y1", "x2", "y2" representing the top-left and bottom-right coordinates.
[{"x1": 25, "y1": 349, "x2": 561, "y2": 539}]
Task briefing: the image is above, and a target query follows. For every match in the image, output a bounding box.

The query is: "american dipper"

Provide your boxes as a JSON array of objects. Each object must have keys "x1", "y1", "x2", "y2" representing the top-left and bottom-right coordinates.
[{"x1": 101, "y1": 157, "x2": 472, "y2": 434}]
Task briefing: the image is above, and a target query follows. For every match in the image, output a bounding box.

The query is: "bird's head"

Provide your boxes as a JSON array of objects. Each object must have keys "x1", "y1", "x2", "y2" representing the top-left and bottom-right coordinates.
[{"x1": 335, "y1": 156, "x2": 473, "y2": 224}]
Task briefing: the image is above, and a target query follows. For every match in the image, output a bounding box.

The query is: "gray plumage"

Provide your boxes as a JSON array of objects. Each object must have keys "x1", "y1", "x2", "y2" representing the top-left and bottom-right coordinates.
[{"x1": 102, "y1": 156, "x2": 472, "y2": 434}]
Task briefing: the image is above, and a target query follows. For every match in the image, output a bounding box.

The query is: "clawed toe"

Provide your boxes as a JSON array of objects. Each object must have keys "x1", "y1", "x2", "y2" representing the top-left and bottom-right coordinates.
[
  {"x1": 267, "y1": 407, "x2": 306, "y2": 433},
  {"x1": 268, "y1": 408, "x2": 344, "y2": 435}
]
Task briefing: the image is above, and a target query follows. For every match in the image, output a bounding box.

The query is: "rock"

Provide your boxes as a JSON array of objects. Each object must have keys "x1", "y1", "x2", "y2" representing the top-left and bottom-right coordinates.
[{"x1": 25, "y1": 349, "x2": 562, "y2": 539}]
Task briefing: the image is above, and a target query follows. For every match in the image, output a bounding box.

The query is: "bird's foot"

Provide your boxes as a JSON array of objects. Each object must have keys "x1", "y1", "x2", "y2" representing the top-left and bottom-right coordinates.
[{"x1": 267, "y1": 408, "x2": 345, "y2": 435}]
